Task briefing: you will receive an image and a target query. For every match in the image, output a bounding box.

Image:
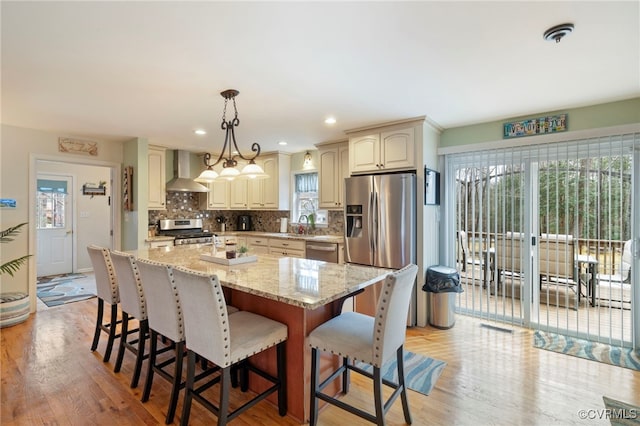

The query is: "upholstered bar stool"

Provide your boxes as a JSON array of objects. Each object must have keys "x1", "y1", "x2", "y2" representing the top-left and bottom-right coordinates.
[
  {"x1": 109, "y1": 250, "x2": 149, "y2": 388},
  {"x1": 86, "y1": 245, "x2": 120, "y2": 363},
  {"x1": 136, "y1": 258, "x2": 237, "y2": 424},
  {"x1": 172, "y1": 266, "x2": 288, "y2": 425},
  {"x1": 308, "y1": 263, "x2": 418, "y2": 426}
]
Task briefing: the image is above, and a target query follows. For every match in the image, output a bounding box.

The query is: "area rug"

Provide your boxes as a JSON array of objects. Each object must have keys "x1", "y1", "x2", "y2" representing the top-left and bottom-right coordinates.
[
  {"x1": 355, "y1": 351, "x2": 446, "y2": 396},
  {"x1": 534, "y1": 330, "x2": 640, "y2": 371},
  {"x1": 36, "y1": 273, "x2": 96, "y2": 307},
  {"x1": 602, "y1": 396, "x2": 640, "y2": 425}
]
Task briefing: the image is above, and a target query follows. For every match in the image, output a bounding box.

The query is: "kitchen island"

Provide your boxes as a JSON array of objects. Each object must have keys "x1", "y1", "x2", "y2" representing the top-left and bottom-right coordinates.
[{"x1": 130, "y1": 244, "x2": 392, "y2": 422}]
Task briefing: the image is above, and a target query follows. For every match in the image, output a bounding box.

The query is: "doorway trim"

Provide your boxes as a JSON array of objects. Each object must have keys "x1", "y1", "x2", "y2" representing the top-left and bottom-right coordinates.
[{"x1": 28, "y1": 153, "x2": 121, "y2": 313}]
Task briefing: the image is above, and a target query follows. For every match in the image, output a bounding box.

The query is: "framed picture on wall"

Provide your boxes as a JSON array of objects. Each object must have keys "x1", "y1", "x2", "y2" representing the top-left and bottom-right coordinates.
[{"x1": 424, "y1": 167, "x2": 440, "y2": 205}]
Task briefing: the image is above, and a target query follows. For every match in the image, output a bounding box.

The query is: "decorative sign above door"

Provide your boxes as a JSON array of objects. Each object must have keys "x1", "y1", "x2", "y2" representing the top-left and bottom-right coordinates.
[{"x1": 503, "y1": 113, "x2": 567, "y2": 139}]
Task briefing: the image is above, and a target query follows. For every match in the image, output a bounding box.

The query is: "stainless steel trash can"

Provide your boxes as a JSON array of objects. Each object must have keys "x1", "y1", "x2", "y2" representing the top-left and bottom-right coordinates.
[
  {"x1": 423, "y1": 265, "x2": 461, "y2": 329},
  {"x1": 428, "y1": 292, "x2": 456, "y2": 329}
]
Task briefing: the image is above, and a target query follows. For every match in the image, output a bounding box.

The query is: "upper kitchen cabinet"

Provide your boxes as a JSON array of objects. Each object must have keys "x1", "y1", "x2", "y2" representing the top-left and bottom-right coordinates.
[
  {"x1": 148, "y1": 145, "x2": 166, "y2": 209},
  {"x1": 248, "y1": 153, "x2": 291, "y2": 209},
  {"x1": 317, "y1": 140, "x2": 349, "y2": 209},
  {"x1": 348, "y1": 126, "x2": 415, "y2": 174},
  {"x1": 199, "y1": 162, "x2": 229, "y2": 210},
  {"x1": 229, "y1": 178, "x2": 248, "y2": 209}
]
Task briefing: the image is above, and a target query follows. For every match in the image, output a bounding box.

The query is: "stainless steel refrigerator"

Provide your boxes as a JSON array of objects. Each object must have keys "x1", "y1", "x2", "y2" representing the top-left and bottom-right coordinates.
[{"x1": 344, "y1": 173, "x2": 417, "y2": 323}]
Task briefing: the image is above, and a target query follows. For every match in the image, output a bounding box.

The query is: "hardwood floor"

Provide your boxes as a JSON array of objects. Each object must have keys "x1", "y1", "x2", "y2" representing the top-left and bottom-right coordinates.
[{"x1": 2, "y1": 297, "x2": 639, "y2": 425}]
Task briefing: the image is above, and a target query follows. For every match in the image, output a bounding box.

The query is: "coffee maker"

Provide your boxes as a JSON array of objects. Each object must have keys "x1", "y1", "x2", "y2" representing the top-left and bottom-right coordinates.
[{"x1": 237, "y1": 215, "x2": 252, "y2": 231}]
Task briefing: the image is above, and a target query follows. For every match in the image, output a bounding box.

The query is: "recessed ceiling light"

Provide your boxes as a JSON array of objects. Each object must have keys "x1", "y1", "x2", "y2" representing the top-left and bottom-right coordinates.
[
  {"x1": 324, "y1": 117, "x2": 337, "y2": 125},
  {"x1": 194, "y1": 129, "x2": 207, "y2": 135},
  {"x1": 278, "y1": 141, "x2": 287, "y2": 146}
]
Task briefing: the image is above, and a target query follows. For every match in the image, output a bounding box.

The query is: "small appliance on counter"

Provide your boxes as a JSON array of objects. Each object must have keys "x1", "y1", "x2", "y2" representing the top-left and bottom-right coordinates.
[{"x1": 237, "y1": 215, "x2": 252, "y2": 231}]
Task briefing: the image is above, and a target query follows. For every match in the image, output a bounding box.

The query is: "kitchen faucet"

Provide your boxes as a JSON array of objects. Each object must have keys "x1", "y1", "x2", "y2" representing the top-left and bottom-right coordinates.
[{"x1": 298, "y1": 215, "x2": 308, "y2": 234}]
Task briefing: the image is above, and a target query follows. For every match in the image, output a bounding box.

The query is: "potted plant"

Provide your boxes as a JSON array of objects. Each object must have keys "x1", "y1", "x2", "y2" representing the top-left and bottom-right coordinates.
[
  {"x1": 1, "y1": 222, "x2": 31, "y2": 276},
  {"x1": 237, "y1": 245, "x2": 249, "y2": 257}
]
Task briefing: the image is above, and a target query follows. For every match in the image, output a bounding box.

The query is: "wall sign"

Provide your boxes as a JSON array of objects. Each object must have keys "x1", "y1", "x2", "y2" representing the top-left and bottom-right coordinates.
[
  {"x1": 503, "y1": 113, "x2": 567, "y2": 139},
  {"x1": 58, "y1": 137, "x2": 98, "y2": 156}
]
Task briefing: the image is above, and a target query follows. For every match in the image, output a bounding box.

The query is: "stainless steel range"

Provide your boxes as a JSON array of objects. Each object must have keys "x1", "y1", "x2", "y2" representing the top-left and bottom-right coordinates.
[{"x1": 157, "y1": 219, "x2": 214, "y2": 245}]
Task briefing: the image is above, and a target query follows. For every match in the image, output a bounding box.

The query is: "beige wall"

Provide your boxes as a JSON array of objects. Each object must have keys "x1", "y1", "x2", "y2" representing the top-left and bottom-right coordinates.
[{"x1": 0, "y1": 124, "x2": 123, "y2": 310}]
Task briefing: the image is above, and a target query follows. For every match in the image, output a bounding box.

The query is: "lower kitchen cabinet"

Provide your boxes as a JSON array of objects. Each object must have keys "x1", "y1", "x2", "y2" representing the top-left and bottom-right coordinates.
[{"x1": 268, "y1": 238, "x2": 305, "y2": 258}]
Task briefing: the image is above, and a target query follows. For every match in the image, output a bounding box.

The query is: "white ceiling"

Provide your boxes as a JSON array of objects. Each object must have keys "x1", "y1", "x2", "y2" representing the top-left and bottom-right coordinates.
[{"x1": 2, "y1": 1, "x2": 639, "y2": 155}]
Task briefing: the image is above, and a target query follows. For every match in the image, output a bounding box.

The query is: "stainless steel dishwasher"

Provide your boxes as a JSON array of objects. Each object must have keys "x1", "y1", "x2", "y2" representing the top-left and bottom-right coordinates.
[{"x1": 305, "y1": 241, "x2": 339, "y2": 263}]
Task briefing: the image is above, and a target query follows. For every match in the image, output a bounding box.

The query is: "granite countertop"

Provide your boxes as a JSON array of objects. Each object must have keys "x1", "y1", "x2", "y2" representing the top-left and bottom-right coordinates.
[
  {"x1": 217, "y1": 231, "x2": 344, "y2": 244},
  {"x1": 145, "y1": 236, "x2": 175, "y2": 242},
  {"x1": 131, "y1": 244, "x2": 389, "y2": 309}
]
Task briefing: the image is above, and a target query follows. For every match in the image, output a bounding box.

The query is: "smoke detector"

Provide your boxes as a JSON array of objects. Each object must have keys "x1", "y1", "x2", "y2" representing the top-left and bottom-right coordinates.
[{"x1": 544, "y1": 23, "x2": 574, "y2": 43}]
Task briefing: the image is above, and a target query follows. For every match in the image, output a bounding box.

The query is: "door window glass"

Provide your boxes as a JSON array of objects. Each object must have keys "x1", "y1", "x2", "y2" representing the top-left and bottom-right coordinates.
[{"x1": 36, "y1": 179, "x2": 67, "y2": 229}]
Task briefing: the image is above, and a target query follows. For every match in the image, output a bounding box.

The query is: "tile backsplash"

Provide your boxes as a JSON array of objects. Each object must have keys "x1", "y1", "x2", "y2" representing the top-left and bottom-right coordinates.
[{"x1": 149, "y1": 191, "x2": 344, "y2": 235}]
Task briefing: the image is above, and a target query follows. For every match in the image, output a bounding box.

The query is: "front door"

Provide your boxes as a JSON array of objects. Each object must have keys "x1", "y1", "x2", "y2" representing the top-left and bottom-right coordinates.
[{"x1": 36, "y1": 174, "x2": 73, "y2": 276}]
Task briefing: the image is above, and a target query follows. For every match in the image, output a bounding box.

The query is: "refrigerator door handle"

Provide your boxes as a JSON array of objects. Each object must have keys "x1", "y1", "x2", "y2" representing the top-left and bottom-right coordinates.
[
  {"x1": 369, "y1": 191, "x2": 375, "y2": 255},
  {"x1": 372, "y1": 191, "x2": 379, "y2": 256}
]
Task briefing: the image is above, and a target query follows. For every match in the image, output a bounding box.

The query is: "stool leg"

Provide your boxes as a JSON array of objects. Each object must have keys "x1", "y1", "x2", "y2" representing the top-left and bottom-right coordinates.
[
  {"x1": 373, "y1": 366, "x2": 385, "y2": 426},
  {"x1": 104, "y1": 304, "x2": 118, "y2": 363},
  {"x1": 114, "y1": 312, "x2": 129, "y2": 372},
  {"x1": 309, "y1": 348, "x2": 320, "y2": 426},
  {"x1": 141, "y1": 329, "x2": 157, "y2": 403},
  {"x1": 342, "y1": 356, "x2": 350, "y2": 394},
  {"x1": 130, "y1": 319, "x2": 147, "y2": 388},
  {"x1": 166, "y1": 340, "x2": 184, "y2": 424},
  {"x1": 180, "y1": 351, "x2": 196, "y2": 426},
  {"x1": 219, "y1": 367, "x2": 232, "y2": 425},
  {"x1": 396, "y1": 346, "x2": 412, "y2": 424},
  {"x1": 91, "y1": 298, "x2": 104, "y2": 352},
  {"x1": 277, "y1": 342, "x2": 287, "y2": 416}
]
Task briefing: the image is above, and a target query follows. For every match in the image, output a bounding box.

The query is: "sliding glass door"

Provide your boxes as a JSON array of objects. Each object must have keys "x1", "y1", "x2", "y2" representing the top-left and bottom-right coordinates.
[{"x1": 447, "y1": 133, "x2": 638, "y2": 348}]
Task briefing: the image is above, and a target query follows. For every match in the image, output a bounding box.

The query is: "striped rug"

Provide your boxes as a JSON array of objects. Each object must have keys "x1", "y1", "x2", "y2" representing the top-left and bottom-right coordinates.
[
  {"x1": 534, "y1": 330, "x2": 640, "y2": 371},
  {"x1": 355, "y1": 351, "x2": 446, "y2": 396}
]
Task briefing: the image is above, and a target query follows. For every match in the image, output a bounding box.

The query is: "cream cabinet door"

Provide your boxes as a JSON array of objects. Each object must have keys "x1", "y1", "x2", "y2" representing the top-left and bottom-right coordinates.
[
  {"x1": 148, "y1": 146, "x2": 166, "y2": 209},
  {"x1": 318, "y1": 147, "x2": 338, "y2": 208},
  {"x1": 248, "y1": 155, "x2": 279, "y2": 209},
  {"x1": 261, "y1": 156, "x2": 279, "y2": 209},
  {"x1": 198, "y1": 163, "x2": 229, "y2": 210},
  {"x1": 380, "y1": 127, "x2": 415, "y2": 171},
  {"x1": 229, "y1": 179, "x2": 248, "y2": 209},
  {"x1": 319, "y1": 143, "x2": 349, "y2": 209},
  {"x1": 207, "y1": 179, "x2": 229, "y2": 209},
  {"x1": 337, "y1": 144, "x2": 349, "y2": 206},
  {"x1": 349, "y1": 134, "x2": 380, "y2": 174}
]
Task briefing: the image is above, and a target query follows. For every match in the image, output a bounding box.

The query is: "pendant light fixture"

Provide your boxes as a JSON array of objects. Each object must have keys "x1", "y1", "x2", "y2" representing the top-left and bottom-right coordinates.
[{"x1": 197, "y1": 89, "x2": 268, "y2": 182}]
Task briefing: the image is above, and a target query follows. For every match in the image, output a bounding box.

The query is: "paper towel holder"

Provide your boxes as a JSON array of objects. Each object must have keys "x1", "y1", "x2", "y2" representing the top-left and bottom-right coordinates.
[{"x1": 280, "y1": 218, "x2": 288, "y2": 233}]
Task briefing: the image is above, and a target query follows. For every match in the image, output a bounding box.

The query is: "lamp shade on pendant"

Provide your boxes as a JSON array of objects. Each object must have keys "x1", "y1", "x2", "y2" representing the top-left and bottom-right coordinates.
[
  {"x1": 239, "y1": 162, "x2": 268, "y2": 179},
  {"x1": 196, "y1": 168, "x2": 219, "y2": 183},
  {"x1": 219, "y1": 166, "x2": 240, "y2": 181}
]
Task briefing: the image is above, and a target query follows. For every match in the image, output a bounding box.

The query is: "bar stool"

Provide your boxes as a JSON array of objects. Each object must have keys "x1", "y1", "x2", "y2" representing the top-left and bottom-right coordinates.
[
  {"x1": 86, "y1": 245, "x2": 120, "y2": 363},
  {"x1": 172, "y1": 266, "x2": 288, "y2": 425},
  {"x1": 308, "y1": 263, "x2": 418, "y2": 426},
  {"x1": 109, "y1": 250, "x2": 149, "y2": 388}
]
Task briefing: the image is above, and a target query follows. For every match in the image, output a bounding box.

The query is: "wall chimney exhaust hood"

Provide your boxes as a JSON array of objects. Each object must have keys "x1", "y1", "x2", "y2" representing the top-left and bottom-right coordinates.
[{"x1": 165, "y1": 150, "x2": 209, "y2": 193}]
